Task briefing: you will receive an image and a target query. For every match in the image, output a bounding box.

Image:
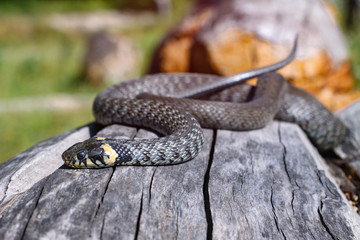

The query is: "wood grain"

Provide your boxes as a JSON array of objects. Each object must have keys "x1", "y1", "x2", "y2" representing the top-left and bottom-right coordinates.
[{"x1": 1, "y1": 102, "x2": 360, "y2": 239}]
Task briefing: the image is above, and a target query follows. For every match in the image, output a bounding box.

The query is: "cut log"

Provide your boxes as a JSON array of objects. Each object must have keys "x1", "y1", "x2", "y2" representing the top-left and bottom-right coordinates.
[
  {"x1": 1, "y1": 100, "x2": 360, "y2": 239},
  {"x1": 83, "y1": 32, "x2": 140, "y2": 85},
  {"x1": 149, "y1": 0, "x2": 360, "y2": 111}
]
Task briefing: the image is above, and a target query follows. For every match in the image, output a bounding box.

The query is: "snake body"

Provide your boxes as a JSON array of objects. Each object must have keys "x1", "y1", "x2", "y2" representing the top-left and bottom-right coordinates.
[{"x1": 62, "y1": 41, "x2": 348, "y2": 168}]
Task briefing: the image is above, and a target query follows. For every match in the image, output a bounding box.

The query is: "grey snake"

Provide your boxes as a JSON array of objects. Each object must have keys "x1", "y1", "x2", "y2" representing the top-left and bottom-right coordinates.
[{"x1": 62, "y1": 38, "x2": 349, "y2": 168}]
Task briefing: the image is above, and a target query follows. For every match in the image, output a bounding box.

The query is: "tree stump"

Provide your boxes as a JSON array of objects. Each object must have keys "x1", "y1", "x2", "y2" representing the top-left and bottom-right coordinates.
[
  {"x1": 1, "y1": 99, "x2": 360, "y2": 239},
  {"x1": 83, "y1": 32, "x2": 140, "y2": 85},
  {"x1": 150, "y1": 0, "x2": 360, "y2": 111}
]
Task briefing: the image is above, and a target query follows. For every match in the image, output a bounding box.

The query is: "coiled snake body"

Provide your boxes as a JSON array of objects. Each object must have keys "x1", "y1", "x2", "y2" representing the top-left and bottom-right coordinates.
[{"x1": 62, "y1": 41, "x2": 348, "y2": 168}]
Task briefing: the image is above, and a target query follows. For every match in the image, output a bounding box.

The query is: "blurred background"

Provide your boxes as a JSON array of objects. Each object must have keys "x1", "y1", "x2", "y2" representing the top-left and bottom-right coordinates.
[
  {"x1": 0, "y1": 0, "x2": 191, "y2": 162},
  {"x1": 0, "y1": 0, "x2": 359, "y2": 163}
]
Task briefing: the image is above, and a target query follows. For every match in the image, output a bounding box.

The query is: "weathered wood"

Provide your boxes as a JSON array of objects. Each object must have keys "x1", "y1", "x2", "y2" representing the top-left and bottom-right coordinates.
[
  {"x1": 0, "y1": 179, "x2": 46, "y2": 240},
  {"x1": 209, "y1": 123, "x2": 360, "y2": 239},
  {"x1": 0, "y1": 126, "x2": 91, "y2": 211},
  {"x1": 1, "y1": 111, "x2": 360, "y2": 239},
  {"x1": 336, "y1": 100, "x2": 360, "y2": 176},
  {"x1": 0, "y1": 125, "x2": 94, "y2": 240}
]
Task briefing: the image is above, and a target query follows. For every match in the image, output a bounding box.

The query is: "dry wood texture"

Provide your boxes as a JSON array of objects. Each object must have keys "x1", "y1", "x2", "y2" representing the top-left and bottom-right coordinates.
[
  {"x1": 150, "y1": 0, "x2": 360, "y2": 111},
  {"x1": 337, "y1": 100, "x2": 360, "y2": 179},
  {"x1": 1, "y1": 100, "x2": 360, "y2": 239}
]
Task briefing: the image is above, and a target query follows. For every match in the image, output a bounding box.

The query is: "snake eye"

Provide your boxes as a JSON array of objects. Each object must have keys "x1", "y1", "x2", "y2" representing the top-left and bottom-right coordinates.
[{"x1": 77, "y1": 151, "x2": 86, "y2": 160}]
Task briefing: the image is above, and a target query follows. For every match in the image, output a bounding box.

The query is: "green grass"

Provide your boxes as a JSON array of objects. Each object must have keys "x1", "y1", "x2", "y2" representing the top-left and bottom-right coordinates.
[
  {"x1": 0, "y1": 31, "x2": 97, "y2": 98},
  {"x1": 332, "y1": 0, "x2": 360, "y2": 87},
  {"x1": 0, "y1": 109, "x2": 94, "y2": 162},
  {"x1": 347, "y1": 26, "x2": 360, "y2": 87},
  {"x1": 0, "y1": 0, "x2": 114, "y2": 15},
  {"x1": 0, "y1": 0, "x2": 191, "y2": 16}
]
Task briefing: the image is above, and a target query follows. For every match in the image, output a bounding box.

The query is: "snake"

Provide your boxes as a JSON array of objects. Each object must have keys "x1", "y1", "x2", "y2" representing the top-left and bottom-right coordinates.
[{"x1": 62, "y1": 38, "x2": 349, "y2": 168}]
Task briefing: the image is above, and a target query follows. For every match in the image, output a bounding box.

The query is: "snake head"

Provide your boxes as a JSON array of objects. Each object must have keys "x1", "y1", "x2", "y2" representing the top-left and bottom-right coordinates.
[{"x1": 62, "y1": 137, "x2": 132, "y2": 168}]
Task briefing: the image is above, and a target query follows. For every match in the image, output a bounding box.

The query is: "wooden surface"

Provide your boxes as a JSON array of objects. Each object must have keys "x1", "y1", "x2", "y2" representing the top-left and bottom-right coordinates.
[
  {"x1": 337, "y1": 100, "x2": 360, "y2": 176},
  {"x1": 1, "y1": 101, "x2": 360, "y2": 239}
]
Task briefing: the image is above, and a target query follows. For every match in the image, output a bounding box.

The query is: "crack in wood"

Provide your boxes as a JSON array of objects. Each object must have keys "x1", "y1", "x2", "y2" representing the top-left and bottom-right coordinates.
[
  {"x1": 280, "y1": 229, "x2": 287, "y2": 240},
  {"x1": 306, "y1": 225, "x2": 317, "y2": 240},
  {"x1": 0, "y1": 177, "x2": 12, "y2": 206},
  {"x1": 277, "y1": 123, "x2": 291, "y2": 183},
  {"x1": 175, "y1": 206, "x2": 180, "y2": 239},
  {"x1": 99, "y1": 214, "x2": 106, "y2": 240},
  {"x1": 0, "y1": 193, "x2": 24, "y2": 215},
  {"x1": 21, "y1": 176, "x2": 48, "y2": 239},
  {"x1": 316, "y1": 171, "x2": 338, "y2": 198},
  {"x1": 248, "y1": 150, "x2": 254, "y2": 174},
  {"x1": 278, "y1": 123, "x2": 305, "y2": 218},
  {"x1": 148, "y1": 168, "x2": 157, "y2": 206},
  {"x1": 91, "y1": 168, "x2": 115, "y2": 240},
  {"x1": 203, "y1": 130, "x2": 216, "y2": 240},
  {"x1": 270, "y1": 187, "x2": 280, "y2": 232},
  {"x1": 93, "y1": 168, "x2": 115, "y2": 220},
  {"x1": 318, "y1": 200, "x2": 337, "y2": 240},
  {"x1": 243, "y1": 214, "x2": 253, "y2": 239},
  {"x1": 291, "y1": 191, "x2": 295, "y2": 214},
  {"x1": 227, "y1": 201, "x2": 235, "y2": 226},
  {"x1": 270, "y1": 185, "x2": 287, "y2": 240},
  {"x1": 134, "y1": 191, "x2": 144, "y2": 240}
]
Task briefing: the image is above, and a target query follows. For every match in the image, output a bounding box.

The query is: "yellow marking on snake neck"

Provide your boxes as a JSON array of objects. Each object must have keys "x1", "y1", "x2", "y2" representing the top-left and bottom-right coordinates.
[
  {"x1": 86, "y1": 159, "x2": 98, "y2": 168},
  {"x1": 101, "y1": 144, "x2": 118, "y2": 166},
  {"x1": 96, "y1": 137, "x2": 106, "y2": 140},
  {"x1": 72, "y1": 160, "x2": 85, "y2": 168}
]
